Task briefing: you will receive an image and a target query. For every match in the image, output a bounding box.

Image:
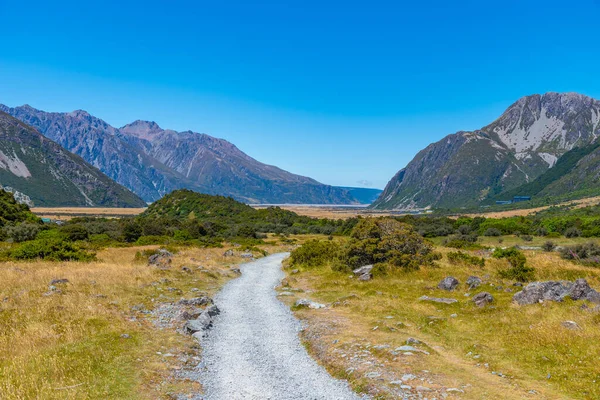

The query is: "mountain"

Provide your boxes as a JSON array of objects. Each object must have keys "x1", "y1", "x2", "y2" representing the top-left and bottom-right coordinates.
[
  {"x1": 0, "y1": 111, "x2": 146, "y2": 207},
  {"x1": 336, "y1": 187, "x2": 383, "y2": 204},
  {"x1": 0, "y1": 105, "x2": 357, "y2": 205},
  {"x1": 118, "y1": 120, "x2": 357, "y2": 204},
  {"x1": 372, "y1": 92, "x2": 600, "y2": 210}
]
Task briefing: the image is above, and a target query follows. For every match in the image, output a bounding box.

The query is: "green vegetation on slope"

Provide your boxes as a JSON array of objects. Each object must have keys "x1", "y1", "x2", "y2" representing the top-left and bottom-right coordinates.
[{"x1": 0, "y1": 190, "x2": 39, "y2": 229}]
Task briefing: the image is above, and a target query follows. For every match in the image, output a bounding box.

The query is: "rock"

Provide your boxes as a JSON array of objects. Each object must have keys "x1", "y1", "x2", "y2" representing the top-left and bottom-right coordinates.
[
  {"x1": 49, "y1": 278, "x2": 69, "y2": 285},
  {"x1": 181, "y1": 266, "x2": 192, "y2": 273},
  {"x1": 513, "y1": 279, "x2": 600, "y2": 305},
  {"x1": 406, "y1": 337, "x2": 421, "y2": 345},
  {"x1": 466, "y1": 276, "x2": 482, "y2": 289},
  {"x1": 181, "y1": 309, "x2": 202, "y2": 320},
  {"x1": 450, "y1": 313, "x2": 458, "y2": 318},
  {"x1": 291, "y1": 269, "x2": 299, "y2": 274},
  {"x1": 148, "y1": 249, "x2": 173, "y2": 269},
  {"x1": 419, "y1": 295, "x2": 458, "y2": 304},
  {"x1": 438, "y1": 276, "x2": 459, "y2": 291},
  {"x1": 240, "y1": 252, "x2": 254, "y2": 259},
  {"x1": 223, "y1": 249, "x2": 235, "y2": 257},
  {"x1": 177, "y1": 296, "x2": 213, "y2": 306},
  {"x1": 278, "y1": 291, "x2": 294, "y2": 296},
  {"x1": 402, "y1": 374, "x2": 417, "y2": 381},
  {"x1": 353, "y1": 265, "x2": 373, "y2": 276},
  {"x1": 204, "y1": 304, "x2": 220, "y2": 317},
  {"x1": 358, "y1": 273, "x2": 372, "y2": 281},
  {"x1": 295, "y1": 298, "x2": 326, "y2": 309},
  {"x1": 184, "y1": 305, "x2": 220, "y2": 335},
  {"x1": 395, "y1": 345, "x2": 418, "y2": 352},
  {"x1": 230, "y1": 267, "x2": 241, "y2": 274},
  {"x1": 561, "y1": 320, "x2": 581, "y2": 330},
  {"x1": 472, "y1": 292, "x2": 494, "y2": 307},
  {"x1": 416, "y1": 385, "x2": 432, "y2": 392},
  {"x1": 365, "y1": 372, "x2": 381, "y2": 379},
  {"x1": 120, "y1": 333, "x2": 131, "y2": 339}
]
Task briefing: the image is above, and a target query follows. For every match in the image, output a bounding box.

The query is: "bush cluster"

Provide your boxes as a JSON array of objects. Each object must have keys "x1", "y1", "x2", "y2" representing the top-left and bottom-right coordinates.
[
  {"x1": 492, "y1": 247, "x2": 535, "y2": 282},
  {"x1": 447, "y1": 251, "x2": 485, "y2": 267}
]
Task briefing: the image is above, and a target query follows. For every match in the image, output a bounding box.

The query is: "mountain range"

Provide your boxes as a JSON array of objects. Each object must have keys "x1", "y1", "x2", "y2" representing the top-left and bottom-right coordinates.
[
  {"x1": 0, "y1": 104, "x2": 373, "y2": 205},
  {"x1": 0, "y1": 111, "x2": 145, "y2": 207},
  {"x1": 372, "y1": 92, "x2": 600, "y2": 210}
]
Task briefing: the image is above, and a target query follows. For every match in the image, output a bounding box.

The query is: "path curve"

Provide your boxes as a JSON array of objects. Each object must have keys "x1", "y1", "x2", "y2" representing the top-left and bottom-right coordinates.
[{"x1": 199, "y1": 253, "x2": 362, "y2": 400}]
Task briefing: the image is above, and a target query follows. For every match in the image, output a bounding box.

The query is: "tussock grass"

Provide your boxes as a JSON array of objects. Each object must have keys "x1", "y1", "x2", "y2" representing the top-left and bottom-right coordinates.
[
  {"x1": 0, "y1": 245, "x2": 243, "y2": 399},
  {"x1": 288, "y1": 245, "x2": 600, "y2": 399}
]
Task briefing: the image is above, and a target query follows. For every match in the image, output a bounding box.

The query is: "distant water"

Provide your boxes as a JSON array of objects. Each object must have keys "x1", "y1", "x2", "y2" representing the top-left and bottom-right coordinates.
[{"x1": 251, "y1": 204, "x2": 370, "y2": 208}]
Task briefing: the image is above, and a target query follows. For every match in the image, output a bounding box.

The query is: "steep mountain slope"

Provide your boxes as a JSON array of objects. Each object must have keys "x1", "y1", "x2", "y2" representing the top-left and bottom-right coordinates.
[
  {"x1": 373, "y1": 92, "x2": 600, "y2": 210},
  {"x1": 118, "y1": 120, "x2": 356, "y2": 204},
  {"x1": 0, "y1": 111, "x2": 146, "y2": 207},
  {"x1": 0, "y1": 105, "x2": 357, "y2": 205}
]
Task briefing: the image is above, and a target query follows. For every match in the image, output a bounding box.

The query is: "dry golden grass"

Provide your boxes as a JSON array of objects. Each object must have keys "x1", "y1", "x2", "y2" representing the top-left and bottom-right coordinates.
[
  {"x1": 0, "y1": 245, "x2": 255, "y2": 399},
  {"x1": 283, "y1": 245, "x2": 600, "y2": 399},
  {"x1": 466, "y1": 195, "x2": 600, "y2": 219},
  {"x1": 31, "y1": 207, "x2": 147, "y2": 220}
]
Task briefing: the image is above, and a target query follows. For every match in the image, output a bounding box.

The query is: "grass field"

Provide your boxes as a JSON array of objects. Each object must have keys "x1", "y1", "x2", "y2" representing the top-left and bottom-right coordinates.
[{"x1": 282, "y1": 237, "x2": 600, "y2": 399}]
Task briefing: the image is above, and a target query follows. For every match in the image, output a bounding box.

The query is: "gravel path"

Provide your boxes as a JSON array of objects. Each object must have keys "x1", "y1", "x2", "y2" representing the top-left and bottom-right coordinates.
[{"x1": 199, "y1": 253, "x2": 362, "y2": 400}]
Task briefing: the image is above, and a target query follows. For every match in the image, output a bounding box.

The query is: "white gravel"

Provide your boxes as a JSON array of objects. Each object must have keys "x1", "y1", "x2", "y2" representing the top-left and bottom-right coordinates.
[{"x1": 198, "y1": 253, "x2": 363, "y2": 400}]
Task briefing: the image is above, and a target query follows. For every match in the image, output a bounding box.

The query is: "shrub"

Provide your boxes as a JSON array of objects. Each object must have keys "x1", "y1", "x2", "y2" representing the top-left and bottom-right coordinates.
[
  {"x1": 447, "y1": 251, "x2": 485, "y2": 267},
  {"x1": 559, "y1": 243, "x2": 600, "y2": 265},
  {"x1": 521, "y1": 235, "x2": 533, "y2": 242},
  {"x1": 289, "y1": 239, "x2": 340, "y2": 268},
  {"x1": 123, "y1": 222, "x2": 142, "y2": 242},
  {"x1": 61, "y1": 224, "x2": 89, "y2": 241},
  {"x1": 3, "y1": 223, "x2": 40, "y2": 242},
  {"x1": 565, "y1": 227, "x2": 582, "y2": 238},
  {"x1": 492, "y1": 247, "x2": 535, "y2": 282},
  {"x1": 546, "y1": 231, "x2": 562, "y2": 238},
  {"x1": 542, "y1": 241, "x2": 556, "y2": 252},
  {"x1": 338, "y1": 218, "x2": 438, "y2": 272},
  {"x1": 9, "y1": 239, "x2": 96, "y2": 261},
  {"x1": 443, "y1": 234, "x2": 482, "y2": 250},
  {"x1": 484, "y1": 228, "x2": 502, "y2": 237},
  {"x1": 457, "y1": 224, "x2": 472, "y2": 235},
  {"x1": 135, "y1": 235, "x2": 170, "y2": 245}
]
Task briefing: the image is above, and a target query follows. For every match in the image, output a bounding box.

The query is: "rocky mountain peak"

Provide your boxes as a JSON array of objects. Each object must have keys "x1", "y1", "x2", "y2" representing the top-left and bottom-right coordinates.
[{"x1": 120, "y1": 120, "x2": 163, "y2": 139}]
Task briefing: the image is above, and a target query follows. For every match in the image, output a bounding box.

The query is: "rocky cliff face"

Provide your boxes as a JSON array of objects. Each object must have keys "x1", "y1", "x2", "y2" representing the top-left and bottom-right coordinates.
[
  {"x1": 373, "y1": 93, "x2": 600, "y2": 210},
  {"x1": 0, "y1": 111, "x2": 146, "y2": 207},
  {"x1": 0, "y1": 105, "x2": 357, "y2": 205}
]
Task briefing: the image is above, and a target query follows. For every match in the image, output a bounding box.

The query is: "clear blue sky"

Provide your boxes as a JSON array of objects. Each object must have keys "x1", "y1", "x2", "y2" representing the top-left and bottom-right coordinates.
[{"x1": 1, "y1": 0, "x2": 599, "y2": 189}]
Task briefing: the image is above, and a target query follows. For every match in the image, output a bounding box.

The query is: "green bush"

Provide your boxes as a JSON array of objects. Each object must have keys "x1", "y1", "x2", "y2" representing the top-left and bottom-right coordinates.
[
  {"x1": 542, "y1": 241, "x2": 556, "y2": 252},
  {"x1": 61, "y1": 224, "x2": 89, "y2": 241},
  {"x1": 564, "y1": 227, "x2": 582, "y2": 238},
  {"x1": 492, "y1": 247, "x2": 535, "y2": 282},
  {"x1": 521, "y1": 234, "x2": 533, "y2": 242},
  {"x1": 484, "y1": 228, "x2": 502, "y2": 237},
  {"x1": 3, "y1": 223, "x2": 40, "y2": 243},
  {"x1": 289, "y1": 239, "x2": 340, "y2": 268},
  {"x1": 447, "y1": 251, "x2": 485, "y2": 267},
  {"x1": 9, "y1": 239, "x2": 96, "y2": 261},
  {"x1": 135, "y1": 235, "x2": 171, "y2": 245},
  {"x1": 559, "y1": 243, "x2": 600, "y2": 265},
  {"x1": 338, "y1": 218, "x2": 438, "y2": 272}
]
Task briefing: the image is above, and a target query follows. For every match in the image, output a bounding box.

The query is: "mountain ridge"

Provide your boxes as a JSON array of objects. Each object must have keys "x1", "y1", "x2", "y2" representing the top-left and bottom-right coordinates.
[
  {"x1": 372, "y1": 92, "x2": 600, "y2": 210},
  {"x1": 0, "y1": 104, "x2": 358, "y2": 205}
]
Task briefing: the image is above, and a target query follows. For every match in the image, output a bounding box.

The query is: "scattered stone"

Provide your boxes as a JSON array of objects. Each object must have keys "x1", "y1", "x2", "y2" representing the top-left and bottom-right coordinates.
[
  {"x1": 447, "y1": 388, "x2": 464, "y2": 393},
  {"x1": 561, "y1": 320, "x2": 581, "y2": 330},
  {"x1": 120, "y1": 334, "x2": 131, "y2": 339},
  {"x1": 402, "y1": 373, "x2": 417, "y2": 381},
  {"x1": 278, "y1": 291, "x2": 294, "y2": 296},
  {"x1": 148, "y1": 249, "x2": 173, "y2": 269},
  {"x1": 406, "y1": 337, "x2": 421, "y2": 345},
  {"x1": 352, "y1": 265, "x2": 373, "y2": 281},
  {"x1": 466, "y1": 276, "x2": 482, "y2": 289},
  {"x1": 290, "y1": 269, "x2": 299, "y2": 274},
  {"x1": 240, "y1": 252, "x2": 254, "y2": 259},
  {"x1": 438, "y1": 276, "x2": 459, "y2": 291},
  {"x1": 177, "y1": 296, "x2": 213, "y2": 306},
  {"x1": 513, "y1": 279, "x2": 600, "y2": 305},
  {"x1": 400, "y1": 384, "x2": 412, "y2": 390},
  {"x1": 419, "y1": 295, "x2": 458, "y2": 304},
  {"x1": 416, "y1": 385, "x2": 432, "y2": 392},
  {"x1": 184, "y1": 305, "x2": 220, "y2": 335},
  {"x1": 49, "y1": 278, "x2": 69, "y2": 285},
  {"x1": 358, "y1": 273, "x2": 372, "y2": 281},
  {"x1": 230, "y1": 267, "x2": 241, "y2": 274},
  {"x1": 450, "y1": 313, "x2": 458, "y2": 318},
  {"x1": 181, "y1": 266, "x2": 192, "y2": 273},
  {"x1": 513, "y1": 282, "x2": 523, "y2": 287},
  {"x1": 295, "y1": 298, "x2": 326, "y2": 309},
  {"x1": 472, "y1": 292, "x2": 494, "y2": 307},
  {"x1": 365, "y1": 372, "x2": 381, "y2": 379},
  {"x1": 223, "y1": 249, "x2": 235, "y2": 257}
]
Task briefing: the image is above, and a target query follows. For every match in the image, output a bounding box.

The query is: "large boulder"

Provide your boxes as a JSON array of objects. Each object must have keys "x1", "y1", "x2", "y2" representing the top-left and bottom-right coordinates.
[
  {"x1": 353, "y1": 265, "x2": 374, "y2": 281},
  {"x1": 184, "y1": 304, "x2": 221, "y2": 335},
  {"x1": 513, "y1": 279, "x2": 600, "y2": 305},
  {"x1": 148, "y1": 249, "x2": 173, "y2": 269},
  {"x1": 438, "y1": 276, "x2": 459, "y2": 291},
  {"x1": 472, "y1": 292, "x2": 494, "y2": 307}
]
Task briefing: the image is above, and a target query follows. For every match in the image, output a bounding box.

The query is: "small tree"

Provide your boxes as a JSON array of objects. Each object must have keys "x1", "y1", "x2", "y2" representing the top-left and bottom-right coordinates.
[
  {"x1": 564, "y1": 227, "x2": 582, "y2": 238},
  {"x1": 493, "y1": 247, "x2": 535, "y2": 282},
  {"x1": 3, "y1": 223, "x2": 40, "y2": 243}
]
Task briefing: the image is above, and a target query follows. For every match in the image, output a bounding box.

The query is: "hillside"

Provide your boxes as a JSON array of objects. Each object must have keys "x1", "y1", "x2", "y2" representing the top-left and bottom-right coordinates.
[
  {"x1": 0, "y1": 105, "x2": 358, "y2": 205},
  {"x1": 373, "y1": 92, "x2": 600, "y2": 210},
  {"x1": 0, "y1": 111, "x2": 146, "y2": 207},
  {"x1": 0, "y1": 189, "x2": 38, "y2": 227}
]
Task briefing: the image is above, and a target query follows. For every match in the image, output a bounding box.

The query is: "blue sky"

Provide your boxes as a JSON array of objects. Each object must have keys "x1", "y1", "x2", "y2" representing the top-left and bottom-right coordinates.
[{"x1": 1, "y1": 0, "x2": 600, "y2": 189}]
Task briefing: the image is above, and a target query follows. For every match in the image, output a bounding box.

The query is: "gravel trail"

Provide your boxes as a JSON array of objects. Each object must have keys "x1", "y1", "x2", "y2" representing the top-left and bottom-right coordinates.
[{"x1": 199, "y1": 253, "x2": 362, "y2": 400}]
